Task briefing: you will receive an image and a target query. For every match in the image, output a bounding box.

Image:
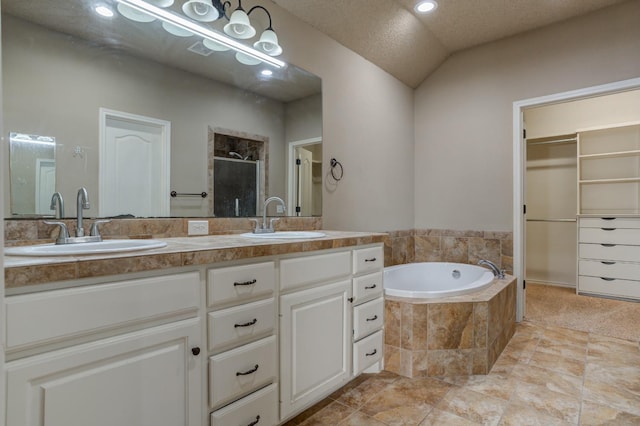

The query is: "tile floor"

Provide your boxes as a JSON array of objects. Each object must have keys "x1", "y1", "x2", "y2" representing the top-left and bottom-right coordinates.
[{"x1": 284, "y1": 320, "x2": 640, "y2": 425}]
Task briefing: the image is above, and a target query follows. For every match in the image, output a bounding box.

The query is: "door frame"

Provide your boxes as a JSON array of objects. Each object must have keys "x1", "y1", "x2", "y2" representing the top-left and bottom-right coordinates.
[
  {"x1": 512, "y1": 77, "x2": 640, "y2": 322},
  {"x1": 287, "y1": 137, "x2": 321, "y2": 216},
  {"x1": 99, "y1": 108, "x2": 171, "y2": 217}
]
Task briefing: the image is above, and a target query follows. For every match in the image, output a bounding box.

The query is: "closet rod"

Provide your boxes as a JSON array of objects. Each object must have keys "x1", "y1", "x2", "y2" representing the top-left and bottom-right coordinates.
[
  {"x1": 527, "y1": 137, "x2": 577, "y2": 146},
  {"x1": 526, "y1": 218, "x2": 577, "y2": 223}
]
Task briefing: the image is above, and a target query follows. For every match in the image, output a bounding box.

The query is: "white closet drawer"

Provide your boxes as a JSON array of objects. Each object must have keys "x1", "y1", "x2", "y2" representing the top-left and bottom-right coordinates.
[
  {"x1": 353, "y1": 297, "x2": 384, "y2": 341},
  {"x1": 353, "y1": 330, "x2": 383, "y2": 376},
  {"x1": 579, "y1": 227, "x2": 640, "y2": 245},
  {"x1": 209, "y1": 336, "x2": 277, "y2": 409},
  {"x1": 208, "y1": 298, "x2": 275, "y2": 352},
  {"x1": 580, "y1": 217, "x2": 640, "y2": 229},
  {"x1": 280, "y1": 251, "x2": 351, "y2": 291},
  {"x1": 579, "y1": 260, "x2": 640, "y2": 281},
  {"x1": 353, "y1": 271, "x2": 384, "y2": 304},
  {"x1": 353, "y1": 246, "x2": 384, "y2": 275},
  {"x1": 579, "y1": 276, "x2": 640, "y2": 299},
  {"x1": 5, "y1": 272, "x2": 200, "y2": 350},
  {"x1": 210, "y1": 383, "x2": 278, "y2": 426},
  {"x1": 579, "y1": 243, "x2": 640, "y2": 262},
  {"x1": 207, "y1": 262, "x2": 275, "y2": 308}
]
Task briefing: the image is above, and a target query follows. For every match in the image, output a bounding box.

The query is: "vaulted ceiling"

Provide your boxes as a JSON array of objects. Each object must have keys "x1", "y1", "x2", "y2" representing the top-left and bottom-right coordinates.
[{"x1": 272, "y1": 0, "x2": 630, "y2": 87}]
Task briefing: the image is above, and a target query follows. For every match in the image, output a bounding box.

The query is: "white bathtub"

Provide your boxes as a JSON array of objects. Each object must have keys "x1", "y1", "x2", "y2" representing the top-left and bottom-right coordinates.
[{"x1": 383, "y1": 262, "x2": 495, "y2": 298}]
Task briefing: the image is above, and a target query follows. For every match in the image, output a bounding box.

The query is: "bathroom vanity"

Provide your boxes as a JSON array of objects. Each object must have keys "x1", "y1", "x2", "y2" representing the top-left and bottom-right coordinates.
[{"x1": 3, "y1": 231, "x2": 385, "y2": 426}]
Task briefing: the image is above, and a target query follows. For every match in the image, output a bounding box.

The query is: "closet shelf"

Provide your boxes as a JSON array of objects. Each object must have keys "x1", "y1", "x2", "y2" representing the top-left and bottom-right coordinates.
[
  {"x1": 579, "y1": 177, "x2": 640, "y2": 184},
  {"x1": 579, "y1": 149, "x2": 640, "y2": 160}
]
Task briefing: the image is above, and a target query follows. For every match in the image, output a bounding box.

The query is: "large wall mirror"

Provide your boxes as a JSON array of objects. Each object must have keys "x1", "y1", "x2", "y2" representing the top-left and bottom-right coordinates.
[{"x1": 2, "y1": 0, "x2": 322, "y2": 219}]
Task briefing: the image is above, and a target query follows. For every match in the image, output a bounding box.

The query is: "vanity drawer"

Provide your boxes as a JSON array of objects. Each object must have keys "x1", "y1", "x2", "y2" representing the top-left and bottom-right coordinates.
[
  {"x1": 353, "y1": 330, "x2": 383, "y2": 376},
  {"x1": 579, "y1": 227, "x2": 640, "y2": 245},
  {"x1": 353, "y1": 246, "x2": 384, "y2": 275},
  {"x1": 210, "y1": 383, "x2": 278, "y2": 426},
  {"x1": 208, "y1": 298, "x2": 275, "y2": 352},
  {"x1": 580, "y1": 217, "x2": 640, "y2": 229},
  {"x1": 353, "y1": 271, "x2": 383, "y2": 304},
  {"x1": 208, "y1": 262, "x2": 275, "y2": 308},
  {"x1": 579, "y1": 243, "x2": 640, "y2": 262},
  {"x1": 5, "y1": 272, "x2": 200, "y2": 350},
  {"x1": 353, "y1": 297, "x2": 384, "y2": 341},
  {"x1": 578, "y1": 275, "x2": 640, "y2": 299},
  {"x1": 280, "y1": 251, "x2": 351, "y2": 291},
  {"x1": 209, "y1": 335, "x2": 277, "y2": 409},
  {"x1": 579, "y1": 260, "x2": 640, "y2": 281}
]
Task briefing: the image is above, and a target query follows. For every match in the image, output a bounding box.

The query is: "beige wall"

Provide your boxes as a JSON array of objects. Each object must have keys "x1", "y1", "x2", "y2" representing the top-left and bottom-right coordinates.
[{"x1": 414, "y1": 0, "x2": 640, "y2": 232}]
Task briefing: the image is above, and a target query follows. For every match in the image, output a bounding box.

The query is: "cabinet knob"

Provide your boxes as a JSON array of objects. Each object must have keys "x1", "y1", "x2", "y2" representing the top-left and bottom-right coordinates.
[{"x1": 191, "y1": 347, "x2": 201, "y2": 356}]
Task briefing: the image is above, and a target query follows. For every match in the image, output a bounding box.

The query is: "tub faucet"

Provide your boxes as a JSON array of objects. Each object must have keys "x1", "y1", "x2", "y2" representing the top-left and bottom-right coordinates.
[
  {"x1": 50, "y1": 192, "x2": 64, "y2": 219},
  {"x1": 478, "y1": 259, "x2": 505, "y2": 279},
  {"x1": 251, "y1": 196, "x2": 286, "y2": 233},
  {"x1": 76, "y1": 187, "x2": 90, "y2": 237}
]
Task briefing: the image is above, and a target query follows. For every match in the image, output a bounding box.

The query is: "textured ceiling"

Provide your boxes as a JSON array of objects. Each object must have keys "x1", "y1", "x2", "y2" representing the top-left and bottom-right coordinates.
[{"x1": 272, "y1": 0, "x2": 630, "y2": 87}]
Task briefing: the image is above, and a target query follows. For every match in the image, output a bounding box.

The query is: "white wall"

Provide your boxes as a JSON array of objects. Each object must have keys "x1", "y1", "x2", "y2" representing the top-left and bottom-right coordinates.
[{"x1": 414, "y1": 0, "x2": 640, "y2": 232}]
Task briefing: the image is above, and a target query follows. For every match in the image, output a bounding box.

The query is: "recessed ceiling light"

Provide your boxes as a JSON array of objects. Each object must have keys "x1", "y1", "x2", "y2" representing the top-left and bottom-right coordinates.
[
  {"x1": 415, "y1": 0, "x2": 438, "y2": 14},
  {"x1": 260, "y1": 69, "x2": 273, "y2": 77},
  {"x1": 95, "y1": 4, "x2": 115, "y2": 18}
]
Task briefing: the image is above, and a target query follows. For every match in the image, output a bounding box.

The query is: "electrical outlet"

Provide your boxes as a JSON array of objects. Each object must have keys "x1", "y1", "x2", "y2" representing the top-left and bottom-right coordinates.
[
  {"x1": 188, "y1": 220, "x2": 209, "y2": 236},
  {"x1": 276, "y1": 205, "x2": 285, "y2": 214}
]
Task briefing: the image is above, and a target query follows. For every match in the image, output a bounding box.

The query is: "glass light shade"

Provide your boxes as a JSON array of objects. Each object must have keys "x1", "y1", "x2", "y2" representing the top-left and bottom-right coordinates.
[
  {"x1": 162, "y1": 21, "x2": 193, "y2": 37},
  {"x1": 253, "y1": 29, "x2": 282, "y2": 56},
  {"x1": 148, "y1": 0, "x2": 174, "y2": 6},
  {"x1": 235, "y1": 52, "x2": 261, "y2": 65},
  {"x1": 203, "y1": 38, "x2": 230, "y2": 51},
  {"x1": 117, "y1": 3, "x2": 156, "y2": 22},
  {"x1": 223, "y1": 10, "x2": 256, "y2": 39},
  {"x1": 182, "y1": 0, "x2": 220, "y2": 22}
]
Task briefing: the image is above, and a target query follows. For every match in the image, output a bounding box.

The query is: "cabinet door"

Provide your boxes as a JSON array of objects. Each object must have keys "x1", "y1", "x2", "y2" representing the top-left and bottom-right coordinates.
[
  {"x1": 280, "y1": 279, "x2": 352, "y2": 420},
  {"x1": 6, "y1": 318, "x2": 202, "y2": 426}
]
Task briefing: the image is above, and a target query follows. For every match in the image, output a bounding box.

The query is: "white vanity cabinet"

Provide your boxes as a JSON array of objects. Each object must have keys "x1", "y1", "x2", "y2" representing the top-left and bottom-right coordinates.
[{"x1": 4, "y1": 272, "x2": 203, "y2": 426}]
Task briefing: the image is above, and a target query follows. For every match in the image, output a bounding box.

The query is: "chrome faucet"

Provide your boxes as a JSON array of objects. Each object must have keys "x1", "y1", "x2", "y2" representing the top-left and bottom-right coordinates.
[
  {"x1": 251, "y1": 196, "x2": 286, "y2": 233},
  {"x1": 478, "y1": 259, "x2": 505, "y2": 279},
  {"x1": 50, "y1": 192, "x2": 65, "y2": 219},
  {"x1": 76, "y1": 187, "x2": 90, "y2": 237}
]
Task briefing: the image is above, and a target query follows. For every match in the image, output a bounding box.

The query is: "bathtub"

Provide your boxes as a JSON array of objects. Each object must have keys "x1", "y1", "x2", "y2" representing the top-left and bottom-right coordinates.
[{"x1": 383, "y1": 262, "x2": 495, "y2": 298}]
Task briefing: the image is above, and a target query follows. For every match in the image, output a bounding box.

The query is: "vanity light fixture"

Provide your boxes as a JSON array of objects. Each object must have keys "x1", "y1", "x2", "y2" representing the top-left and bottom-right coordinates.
[
  {"x1": 10, "y1": 133, "x2": 56, "y2": 146},
  {"x1": 116, "y1": 0, "x2": 285, "y2": 68},
  {"x1": 414, "y1": 0, "x2": 438, "y2": 14}
]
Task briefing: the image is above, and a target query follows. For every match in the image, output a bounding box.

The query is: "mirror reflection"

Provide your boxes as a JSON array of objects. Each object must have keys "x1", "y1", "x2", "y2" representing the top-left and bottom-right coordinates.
[{"x1": 2, "y1": 0, "x2": 322, "y2": 219}]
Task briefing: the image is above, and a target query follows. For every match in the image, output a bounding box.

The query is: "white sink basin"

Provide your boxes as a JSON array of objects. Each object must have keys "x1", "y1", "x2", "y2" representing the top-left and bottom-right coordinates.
[
  {"x1": 5, "y1": 239, "x2": 168, "y2": 256},
  {"x1": 239, "y1": 231, "x2": 326, "y2": 239}
]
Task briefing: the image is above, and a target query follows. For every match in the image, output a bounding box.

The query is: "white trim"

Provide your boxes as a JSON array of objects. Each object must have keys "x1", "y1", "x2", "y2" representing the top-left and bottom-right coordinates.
[
  {"x1": 287, "y1": 137, "x2": 322, "y2": 216},
  {"x1": 99, "y1": 108, "x2": 171, "y2": 217},
  {"x1": 513, "y1": 77, "x2": 640, "y2": 322}
]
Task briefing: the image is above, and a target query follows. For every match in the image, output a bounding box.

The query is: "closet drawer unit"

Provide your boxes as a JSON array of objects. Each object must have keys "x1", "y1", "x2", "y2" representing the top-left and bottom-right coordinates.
[
  {"x1": 208, "y1": 298, "x2": 275, "y2": 352},
  {"x1": 210, "y1": 383, "x2": 278, "y2": 426},
  {"x1": 353, "y1": 297, "x2": 384, "y2": 341},
  {"x1": 353, "y1": 330, "x2": 383, "y2": 376},
  {"x1": 353, "y1": 246, "x2": 384, "y2": 275},
  {"x1": 280, "y1": 251, "x2": 351, "y2": 291},
  {"x1": 353, "y1": 271, "x2": 384, "y2": 304},
  {"x1": 578, "y1": 260, "x2": 640, "y2": 281},
  {"x1": 578, "y1": 276, "x2": 640, "y2": 299},
  {"x1": 579, "y1": 227, "x2": 640, "y2": 245},
  {"x1": 209, "y1": 335, "x2": 277, "y2": 409},
  {"x1": 207, "y1": 262, "x2": 275, "y2": 308},
  {"x1": 580, "y1": 217, "x2": 640, "y2": 229},
  {"x1": 579, "y1": 243, "x2": 640, "y2": 262}
]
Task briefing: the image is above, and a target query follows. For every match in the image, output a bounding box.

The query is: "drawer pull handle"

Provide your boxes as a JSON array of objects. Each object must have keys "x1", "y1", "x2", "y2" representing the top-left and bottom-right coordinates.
[
  {"x1": 365, "y1": 349, "x2": 377, "y2": 357},
  {"x1": 365, "y1": 284, "x2": 377, "y2": 290},
  {"x1": 247, "y1": 415, "x2": 260, "y2": 426},
  {"x1": 601, "y1": 217, "x2": 616, "y2": 221},
  {"x1": 601, "y1": 261, "x2": 616, "y2": 265},
  {"x1": 601, "y1": 277, "x2": 615, "y2": 281},
  {"x1": 234, "y1": 318, "x2": 258, "y2": 328},
  {"x1": 365, "y1": 257, "x2": 377, "y2": 262},
  {"x1": 236, "y1": 364, "x2": 259, "y2": 376},
  {"x1": 601, "y1": 244, "x2": 616, "y2": 247},
  {"x1": 366, "y1": 315, "x2": 378, "y2": 322},
  {"x1": 234, "y1": 279, "x2": 257, "y2": 287},
  {"x1": 601, "y1": 228, "x2": 616, "y2": 231}
]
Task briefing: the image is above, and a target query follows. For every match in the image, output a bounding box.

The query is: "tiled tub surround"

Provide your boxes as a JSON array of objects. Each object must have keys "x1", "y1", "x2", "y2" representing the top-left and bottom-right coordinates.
[{"x1": 384, "y1": 276, "x2": 517, "y2": 378}]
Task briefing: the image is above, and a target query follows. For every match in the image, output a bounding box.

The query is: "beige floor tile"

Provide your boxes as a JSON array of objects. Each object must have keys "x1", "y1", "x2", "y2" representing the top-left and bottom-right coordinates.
[
  {"x1": 436, "y1": 387, "x2": 508, "y2": 426},
  {"x1": 299, "y1": 401, "x2": 355, "y2": 426},
  {"x1": 457, "y1": 374, "x2": 519, "y2": 401},
  {"x1": 528, "y1": 349, "x2": 586, "y2": 377},
  {"x1": 583, "y1": 363, "x2": 640, "y2": 417},
  {"x1": 509, "y1": 363, "x2": 583, "y2": 399},
  {"x1": 511, "y1": 381, "x2": 581, "y2": 424},
  {"x1": 337, "y1": 410, "x2": 387, "y2": 426},
  {"x1": 420, "y1": 408, "x2": 481, "y2": 425},
  {"x1": 498, "y1": 401, "x2": 574, "y2": 426},
  {"x1": 333, "y1": 372, "x2": 399, "y2": 409},
  {"x1": 580, "y1": 401, "x2": 640, "y2": 425},
  {"x1": 359, "y1": 382, "x2": 438, "y2": 425}
]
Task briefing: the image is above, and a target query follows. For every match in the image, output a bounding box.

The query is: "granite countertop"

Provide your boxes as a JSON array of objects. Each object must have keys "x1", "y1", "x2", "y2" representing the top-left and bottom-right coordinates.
[{"x1": 4, "y1": 231, "x2": 386, "y2": 289}]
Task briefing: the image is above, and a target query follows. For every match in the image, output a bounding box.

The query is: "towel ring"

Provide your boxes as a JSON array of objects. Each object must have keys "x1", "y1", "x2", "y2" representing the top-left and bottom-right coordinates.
[{"x1": 330, "y1": 158, "x2": 343, "y2": 181}]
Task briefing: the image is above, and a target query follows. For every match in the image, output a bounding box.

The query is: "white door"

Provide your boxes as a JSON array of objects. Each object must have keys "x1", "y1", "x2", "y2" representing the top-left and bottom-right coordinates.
[
  {"x1": 296, "y1": 147, "x2": 313, "y2": 216},
  {"x1": 279, "y1": 280, "x2": 351, "y2": 420},
  {"x1": 35, "y1": 159, "x2": 55, "y2": 215},
  {"x1": 6, "y1": 318, "x2": 202, "y2": 426},
  {"x1": 100, "y1": 109, "x2": 170, "y2": 217}
]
